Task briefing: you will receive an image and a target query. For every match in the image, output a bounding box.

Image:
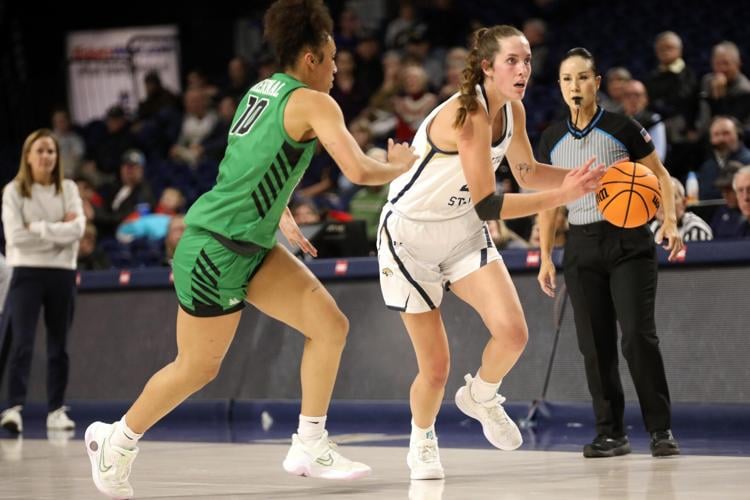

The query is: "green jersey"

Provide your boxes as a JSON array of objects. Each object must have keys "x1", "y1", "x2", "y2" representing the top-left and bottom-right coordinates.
[{"x1": 184, "y1": 73, "x2": 317, "y2": 248}]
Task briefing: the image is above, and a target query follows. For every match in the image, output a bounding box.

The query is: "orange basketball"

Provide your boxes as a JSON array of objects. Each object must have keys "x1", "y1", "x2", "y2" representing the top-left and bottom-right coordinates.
[{"x1": 596, "y1": 161, "x2": 661, "y2": 228}]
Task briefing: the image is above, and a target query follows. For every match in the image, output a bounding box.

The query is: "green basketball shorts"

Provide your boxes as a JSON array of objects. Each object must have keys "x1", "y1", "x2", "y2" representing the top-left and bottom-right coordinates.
[{"x1": 172, "y1": 226, "x2": 269, "y2": 317}]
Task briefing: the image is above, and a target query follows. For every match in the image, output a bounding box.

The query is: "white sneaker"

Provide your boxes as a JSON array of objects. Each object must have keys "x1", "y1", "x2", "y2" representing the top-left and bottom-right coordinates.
[
  {"x1": 47, "y1": 406, "x2": 75, "y2": 430},
  {"x1": 85, "y1": 422, "x2": 139, "y2": 499},
  {"x1": 455, "y1": 373, "x2": 523, "y2": 451},
  {"x1": 407, "y1": 438, "x2": 444, "y2": 480},
  {"x1": 282, "y1": 431, "x2": 371, "y2": 480},
  {"x1": 0, "y1": 406, "x2": 22, "y2": 433}
]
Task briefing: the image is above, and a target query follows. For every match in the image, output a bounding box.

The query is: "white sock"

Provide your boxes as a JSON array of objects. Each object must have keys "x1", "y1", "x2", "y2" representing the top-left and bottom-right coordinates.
[
  {"x1": 410, "y1": 419, "x2": 436, "y2": 445},
  {"x1": 297, "y1": 414, "x2": 326, "y2": 443},
  {"x1": 470, "y1": 371, "x2": 501, "y2": 403},
  {"x1": 110, "y1": 416, "x2": 143, "y2": 450}
]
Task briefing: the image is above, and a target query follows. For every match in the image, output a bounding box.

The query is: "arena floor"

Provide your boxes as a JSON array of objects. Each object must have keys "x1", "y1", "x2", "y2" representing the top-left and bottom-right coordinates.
[{"x1": 1, "y1": 401, "x2": 748, "y2": 499}]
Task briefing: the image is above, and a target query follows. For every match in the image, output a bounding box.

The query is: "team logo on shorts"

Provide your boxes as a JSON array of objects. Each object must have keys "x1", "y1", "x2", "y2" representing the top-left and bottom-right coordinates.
[{"x1": 381, "y1": 268, "x2": 393, "y2": 277}]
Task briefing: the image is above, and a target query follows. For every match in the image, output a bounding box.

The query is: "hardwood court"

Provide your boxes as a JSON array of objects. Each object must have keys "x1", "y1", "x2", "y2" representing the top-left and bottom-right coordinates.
[{"x1": 1, "y1": 436, "x2": 748, "y2": 499}]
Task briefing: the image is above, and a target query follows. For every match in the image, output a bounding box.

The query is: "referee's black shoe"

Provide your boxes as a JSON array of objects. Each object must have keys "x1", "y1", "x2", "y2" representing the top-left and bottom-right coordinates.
[
  {"x1": 650, "y1": 430, "x2": 680, "y2": 457},
  {"x1": 583, "y1": 434, "x2": 631, "y2": 458}
]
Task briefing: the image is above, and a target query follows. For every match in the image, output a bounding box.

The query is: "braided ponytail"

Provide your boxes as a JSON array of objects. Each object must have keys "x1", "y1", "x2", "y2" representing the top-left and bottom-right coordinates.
[{"x1": 453, "y1": 25, "x2": 524, "y2": 129}]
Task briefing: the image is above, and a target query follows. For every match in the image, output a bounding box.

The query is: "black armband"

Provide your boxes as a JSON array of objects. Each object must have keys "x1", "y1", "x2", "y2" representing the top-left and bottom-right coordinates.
[{"x1": 474, "y1": 192, "x2": 504, "y2": 221}]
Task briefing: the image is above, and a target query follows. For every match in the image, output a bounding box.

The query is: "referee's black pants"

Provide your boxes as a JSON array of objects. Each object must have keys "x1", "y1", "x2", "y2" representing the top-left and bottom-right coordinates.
[
  {"x1": 6, "y1": 267, "x2": 76, "y2": 412},
  {"x1": 563, "y1": 222, "x2": 671, "y2": 437}
]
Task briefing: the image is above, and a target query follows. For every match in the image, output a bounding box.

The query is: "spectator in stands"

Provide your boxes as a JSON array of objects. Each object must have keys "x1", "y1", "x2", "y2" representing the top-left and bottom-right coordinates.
[
  {"x1": 438, "y1": 47, "x2": 468, "y2": 101},
  {"x1": 222, "y1": 57, "x2": 252, "y2": 102},
  {"x1": 169, "y1": 89, "x2": 219, "y2": 168},
  {"x1": 0, "y1": 129, "x2": 85, "y2": 435},
  {"x1": 393, "y1": 64, "x2": 437, "y2": 143},
  {"x1": 349, "y1": 147, "x2": 389, "y2": 249},
  {"x1": 697, "y1": 41, "x2": 750, "y2": 137},
  {"x1": 155, "y1": 187, "x2": 185, "y2": 216},
  {"x1": 77, "y1": 223, "x2": 111, "y2": 270},
  {"x1": 94, "y1": 149, "x2": 155, "y2": 238},
  {"x1": 402, "y1": 24, "x2": 443, "y2": 90},
  {"x1": 338, "y1": 119, "x2": 375, "y2": 208},
  {"x1": 296, "y1": 144, "x2": 341, "y2": 210},
  {"x1": 185, "y1": 69, "x2": 219, "y2": 101},
  {"x1": 353, "y1": 30, "x2": 383, "y2": 99},
  {"x1": 136, "y1": 71, "x2": 179, "y2": 123},
  {"x1": 366, "y1": 50, "x2": 402, "y2": 140},
  {"x1": 330, "y1": 49, "x2": 367, "y2": 124},
  {"x1": 291, "y1": 199, "x2": 322, "y2": 226},
  {"x1": 698, "y1": 116, "x2": 750, "y2": 200},
  {"x1": 200, "y1": 95, "x2": 236, "y2": 163},
  {"x1": 334, "y1": 6, "x2": 361, "y2": 52},
  {"x1": 728, "y1": 165, "x2": 750, "y2": 238},
  {"x1": 599, "y1": 67, "x2": 631, "y2": 113},
  {"x1": 622, "y1": 80, "x2": 667, "y2": 162},
  {"x1": 645, "y1": 31, "x2": 699, "y2": 177},
  {"x1": 523, "y1": 18, "x2": 551, "y2": 85},
  {"x1": 162, "y1": 214, "x2": 186, "y2": 266},
  {"x1": 254, "y1": 51, "x2": 277, "y2": 82},
  {"x1": 51, "y1": 109, "x2": 85, "y2": 179},
  {"x1": 711, "y1": 162, "x2": 744, "y2": 238},
  {"x1": 116, "y1": 187, "x2": 186, "y2": 243},
  {"x1": 74, "y1": 174, "x2": 103, "y2": 223},
  {"x1": 384, "y1": 2, "x2": 419, "y2": 50},
  {"x1": 650, "y1": 177, "x2": 713, "y2": 241},
  {"x1": 529, "y1": 209, "x2": 569, "y2": 248},
  {"x1": 486, "y1": 219, "x2": 529, "y2": 250},
  {"x1": 88, "y1": 105, "x2": 137, "y2": 183}
]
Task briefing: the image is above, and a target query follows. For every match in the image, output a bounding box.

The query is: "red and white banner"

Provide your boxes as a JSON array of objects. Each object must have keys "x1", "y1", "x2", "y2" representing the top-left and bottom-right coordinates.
[{"x1": 67, "y1": 25, "x2": 181, "y2": 124}]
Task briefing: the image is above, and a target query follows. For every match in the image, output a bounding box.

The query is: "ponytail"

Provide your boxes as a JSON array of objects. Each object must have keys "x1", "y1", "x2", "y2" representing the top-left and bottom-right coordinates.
[{"x1": 453, "y1": 28, "x2": 487, "y2": 129}]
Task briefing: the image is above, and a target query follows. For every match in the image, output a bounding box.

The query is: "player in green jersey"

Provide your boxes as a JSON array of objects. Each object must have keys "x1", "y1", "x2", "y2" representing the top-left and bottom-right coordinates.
[{"x1": 85, "y1": 0, "x2": 418, "y2": 496}]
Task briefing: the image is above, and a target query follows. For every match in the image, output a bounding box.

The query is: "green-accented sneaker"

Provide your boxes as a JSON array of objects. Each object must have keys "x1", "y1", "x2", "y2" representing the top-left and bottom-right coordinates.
[
  {"x1": 85, "y1": 422, "x2": 138, "y2": 499},
  {"x1": 282, "y1": 430, "x2": 371, "y2": 480}
]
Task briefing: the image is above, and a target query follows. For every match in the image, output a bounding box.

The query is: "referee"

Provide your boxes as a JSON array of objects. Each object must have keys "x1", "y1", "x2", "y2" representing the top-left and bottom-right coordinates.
[{"x1": 536, "y1": 48, "x2": 683, "y2": 458}]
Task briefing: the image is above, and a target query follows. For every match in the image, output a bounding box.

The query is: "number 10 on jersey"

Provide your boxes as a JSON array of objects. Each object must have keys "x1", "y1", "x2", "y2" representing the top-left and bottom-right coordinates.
[{"x1": 230, "y1": 96, "x2": 270, "y2": 136}]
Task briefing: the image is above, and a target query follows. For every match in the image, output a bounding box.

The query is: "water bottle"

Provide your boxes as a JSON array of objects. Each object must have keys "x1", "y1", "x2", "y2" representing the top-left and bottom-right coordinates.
[
  {"x1": 136, "y1": 202, "x2": 151, "y2": 216},
  {"x1": 685, "y1": 171, "x2": 699, "y2": 205}
]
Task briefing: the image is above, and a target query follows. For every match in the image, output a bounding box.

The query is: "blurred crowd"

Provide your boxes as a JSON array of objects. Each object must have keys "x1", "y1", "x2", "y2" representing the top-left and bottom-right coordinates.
[{"x1": 9, "y1": 1, "x2": 750, "y2": 269}]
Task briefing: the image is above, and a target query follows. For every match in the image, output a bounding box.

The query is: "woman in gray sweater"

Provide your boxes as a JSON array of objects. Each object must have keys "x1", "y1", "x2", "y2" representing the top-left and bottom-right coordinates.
[{"x1": 0, "y1": 128, "x2": 85, "y2": 434}]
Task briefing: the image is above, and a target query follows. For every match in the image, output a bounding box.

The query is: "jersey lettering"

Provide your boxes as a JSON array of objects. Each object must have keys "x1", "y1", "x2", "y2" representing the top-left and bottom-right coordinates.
[{"x1": 230, "y1": 96, "x2": 270, "y2": 136}]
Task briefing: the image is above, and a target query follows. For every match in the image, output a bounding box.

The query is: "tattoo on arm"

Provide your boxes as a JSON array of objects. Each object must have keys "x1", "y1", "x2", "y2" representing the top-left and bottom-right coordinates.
[{"x1": 515, "y1": 162, "x2": 532, "y2": 182}]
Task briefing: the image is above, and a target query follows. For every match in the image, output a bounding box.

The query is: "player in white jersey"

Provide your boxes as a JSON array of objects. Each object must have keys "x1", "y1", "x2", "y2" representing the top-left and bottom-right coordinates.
[{"x1": 376, "y1": 25, "x2": 605, "y2": 480}]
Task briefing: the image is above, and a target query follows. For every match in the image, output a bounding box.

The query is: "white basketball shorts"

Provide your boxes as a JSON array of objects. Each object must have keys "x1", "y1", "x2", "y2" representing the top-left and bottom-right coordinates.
[{"x1": 376, "y1": 206, "x2": 501, "y2": 313}]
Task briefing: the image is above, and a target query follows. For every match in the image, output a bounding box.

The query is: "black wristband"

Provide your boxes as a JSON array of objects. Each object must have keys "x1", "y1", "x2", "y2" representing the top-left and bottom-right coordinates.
[{"x1": 474, "y1": 192, "x2": 504, "y2": 221}]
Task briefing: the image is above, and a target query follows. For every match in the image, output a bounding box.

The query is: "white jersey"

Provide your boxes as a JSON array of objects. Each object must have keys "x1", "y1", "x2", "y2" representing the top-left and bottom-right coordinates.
[{"x1": 386, "y1": 85, "x2": 514, "y2": 221}]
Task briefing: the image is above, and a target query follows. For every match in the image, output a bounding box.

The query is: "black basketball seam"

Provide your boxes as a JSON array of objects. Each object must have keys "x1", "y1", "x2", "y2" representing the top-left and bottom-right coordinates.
[
  {"x1": 610, "y1": 162, "x2": 650, "y2": 178},
  {"x1": 623, "y1": 164, "x2": 636, "y2": 227},
  {"x1": 600, "y1": 189, "x2": 630, "y2": 213},
  {"x1": 630, "y1": 190, "x2": 652, "y2": 222},
  {"x1": 600, "y1": 180, "x2": 661, "y2": 196}
]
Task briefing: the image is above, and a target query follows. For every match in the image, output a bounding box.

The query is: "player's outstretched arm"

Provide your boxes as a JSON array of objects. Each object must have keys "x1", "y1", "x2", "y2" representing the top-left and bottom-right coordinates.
[{"x1": 304, "y1": 92, "x2": 417, "y2": 185}]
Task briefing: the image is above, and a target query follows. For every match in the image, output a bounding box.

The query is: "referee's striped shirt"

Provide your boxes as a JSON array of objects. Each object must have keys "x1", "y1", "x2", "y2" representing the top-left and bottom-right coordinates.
[
  {"x1": 536, "y1": 107, "x2": 655, "y2": 226},
  {"x1": 649, "y1": 212, "x2": 714, "y2": 241}
]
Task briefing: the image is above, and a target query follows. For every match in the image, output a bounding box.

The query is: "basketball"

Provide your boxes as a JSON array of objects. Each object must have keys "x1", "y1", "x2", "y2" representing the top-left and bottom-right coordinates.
[{"x1": 596, "y1": 161, "x2": 661, "y2": 228}]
